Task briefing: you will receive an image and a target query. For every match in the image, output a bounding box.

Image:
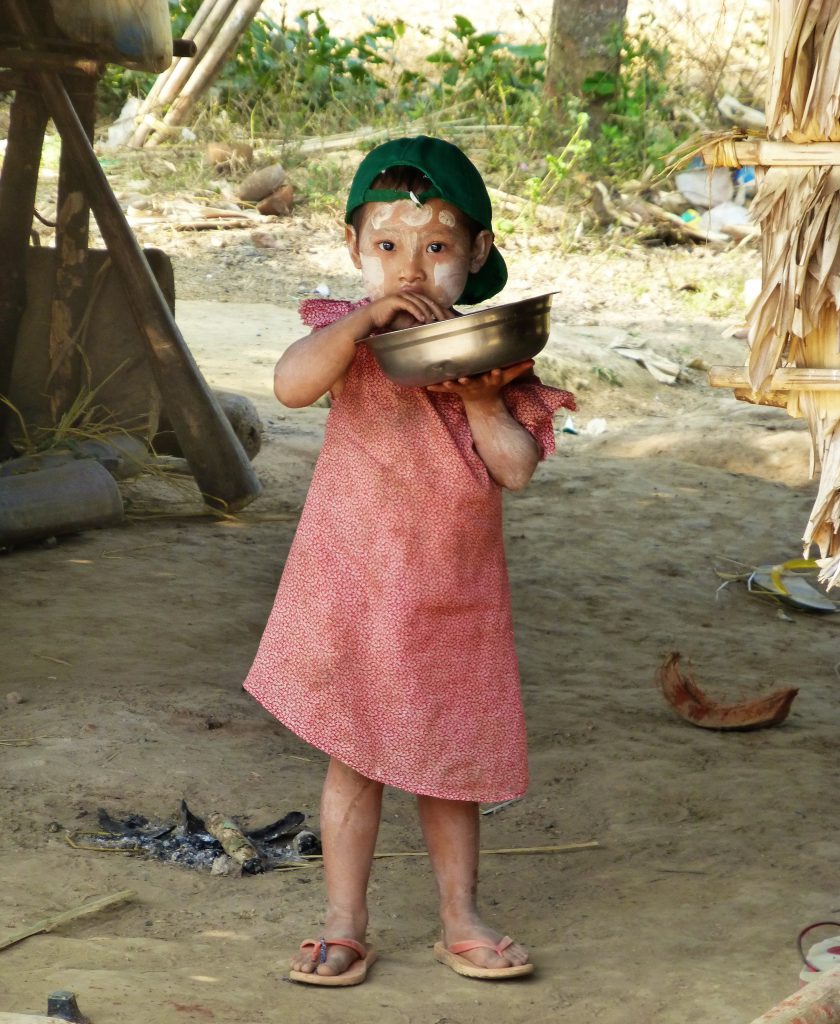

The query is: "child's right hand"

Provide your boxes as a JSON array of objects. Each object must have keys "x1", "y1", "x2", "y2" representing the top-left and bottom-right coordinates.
[{"x1": 363, "y1": 292, "x2": 453, "y2": 334}]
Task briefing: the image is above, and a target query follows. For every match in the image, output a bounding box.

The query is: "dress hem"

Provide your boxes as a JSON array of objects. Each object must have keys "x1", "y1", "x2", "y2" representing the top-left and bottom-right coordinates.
[{"x1": 243, "y1": 682, "x2": 528, "y2": 804}]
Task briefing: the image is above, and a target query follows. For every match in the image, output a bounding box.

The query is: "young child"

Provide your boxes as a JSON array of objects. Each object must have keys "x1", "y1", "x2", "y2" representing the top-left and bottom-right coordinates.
[{"x1": 244, "y1": 136, "x2": 575, "y2": 986}]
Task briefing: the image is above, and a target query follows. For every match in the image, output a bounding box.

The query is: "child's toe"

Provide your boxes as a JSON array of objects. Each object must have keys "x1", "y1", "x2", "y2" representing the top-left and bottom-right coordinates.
[
  {"x1": 289, "y1": 955, "x2": 316, "y2": 974},
  {"x1": 504, "y1": 940, "x2": 530, "y2": 966},
  {"x1": 315, "y1": 947, "x2": 359, "y2": 976}
]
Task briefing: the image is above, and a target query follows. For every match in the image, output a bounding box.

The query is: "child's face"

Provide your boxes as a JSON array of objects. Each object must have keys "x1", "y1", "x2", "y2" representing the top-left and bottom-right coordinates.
[{"x1": 345, "y1": 198, "x2": 492, "y2": 307}]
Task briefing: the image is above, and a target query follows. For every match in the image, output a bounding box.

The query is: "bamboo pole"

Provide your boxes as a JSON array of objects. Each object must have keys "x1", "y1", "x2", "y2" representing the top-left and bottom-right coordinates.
[
  {"x1": 3, "y1": 0, "x2": 262, "y2": 511},
  {"x1": 0, "y1": 890, "x2": 136, "y2": 952},
  {"x1": 129, "y1": 0, "x2": 240, "y2": 149},
  {"x1": 709, "y1": 366, "x2": 840, "y2": 391},
  {"x1": 705, "y1": 139, "x2": 840, "y2": 168},
  {"x1": 146, "y1": 0, "x2": 265, "y2": 147}
]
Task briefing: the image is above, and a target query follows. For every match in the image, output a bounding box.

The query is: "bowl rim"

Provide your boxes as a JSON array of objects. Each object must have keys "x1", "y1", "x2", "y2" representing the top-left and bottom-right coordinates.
[{"x1": 365, "y1": 290, "x2": 557, "y2": 350}]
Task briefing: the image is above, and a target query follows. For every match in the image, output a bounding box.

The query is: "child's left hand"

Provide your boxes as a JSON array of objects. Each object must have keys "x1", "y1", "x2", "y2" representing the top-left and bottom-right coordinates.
[{"x1": 425, "y1": 360, "x2": 534, "y2": 404}]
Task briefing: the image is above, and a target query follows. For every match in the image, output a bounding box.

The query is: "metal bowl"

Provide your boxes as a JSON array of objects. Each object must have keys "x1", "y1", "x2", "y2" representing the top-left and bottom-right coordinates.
[{"x1": 367, "y1": 292, "x2": 555, "y2": 388}]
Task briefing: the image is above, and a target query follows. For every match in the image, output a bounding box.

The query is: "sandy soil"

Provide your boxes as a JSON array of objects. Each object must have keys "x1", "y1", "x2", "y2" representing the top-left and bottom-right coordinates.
[{"x1": 3, "y1": 176, "x2": 840, "y2": 1024}]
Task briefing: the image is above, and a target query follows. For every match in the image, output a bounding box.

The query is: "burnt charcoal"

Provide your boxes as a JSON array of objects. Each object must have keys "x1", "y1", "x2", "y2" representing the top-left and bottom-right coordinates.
[
  {"x1": 245, "y1": 810, "x2": 304, "y2": 842},
  {"x1": 75, "y1": 806, "x2": 318, "y2": 874},
  {"x1": 97, "y1": 808, "x2": 173, "y2": 840},
  {"x1": 179, "y1": 799, "x2": 208, "y2": 834},
  {"x1": 293, "y1": 830, "x2": 321, "y2": 856}
]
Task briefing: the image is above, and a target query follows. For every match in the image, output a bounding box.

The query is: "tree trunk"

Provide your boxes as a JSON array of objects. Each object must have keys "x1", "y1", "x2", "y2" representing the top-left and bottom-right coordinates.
[{"x1": 544, "y1": 0, "x2": 628, "y2": 124}]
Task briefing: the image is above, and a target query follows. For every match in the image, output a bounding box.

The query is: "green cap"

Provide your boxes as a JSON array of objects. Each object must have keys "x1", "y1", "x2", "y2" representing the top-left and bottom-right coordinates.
[{"x1": 345, "y1": 135, "x2": 507, "y2": 305}]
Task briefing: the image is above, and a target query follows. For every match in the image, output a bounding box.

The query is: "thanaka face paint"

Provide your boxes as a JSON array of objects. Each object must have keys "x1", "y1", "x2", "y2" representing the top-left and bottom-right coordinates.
[
  {"x1": 368, "y1": 200, "x2": 433, "y2": 230},
  {"x1": 347, "y1": 198, "x2": 490, "y2": 307},
  {"x1": 358, "y1": 254, "x2": 385, "y2": 297}
]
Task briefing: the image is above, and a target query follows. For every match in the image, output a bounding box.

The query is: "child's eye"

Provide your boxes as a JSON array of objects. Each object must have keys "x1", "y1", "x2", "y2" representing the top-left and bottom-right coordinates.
[
  {"x1": 428, "y1": 242, "x2": 444, "y2": 253},
  {"x1": 378, "y1": 241, "x2": 395, "y2": 252}
]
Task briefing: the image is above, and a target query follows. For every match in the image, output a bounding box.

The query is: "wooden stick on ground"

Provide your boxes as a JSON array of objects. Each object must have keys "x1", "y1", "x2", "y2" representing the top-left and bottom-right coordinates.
[
  {"x1": 0, "y1": 890, "x2": 136, "y2": 953},
  {"x1": 302, "y1": 841, "x2": 601, "y2": 862}
]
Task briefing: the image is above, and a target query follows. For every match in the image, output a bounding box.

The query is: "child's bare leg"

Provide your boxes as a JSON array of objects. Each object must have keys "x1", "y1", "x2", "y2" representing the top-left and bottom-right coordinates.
[
  {"x1": 417, "y1": 795, "x2": 530, "y2": 969},
  {"x1": 291, "y1": 758, "x2": 383, "y2": 977}
]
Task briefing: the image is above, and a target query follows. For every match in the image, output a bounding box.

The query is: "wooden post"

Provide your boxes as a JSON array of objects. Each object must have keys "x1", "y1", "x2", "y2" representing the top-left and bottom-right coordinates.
[
  {"x1": 3, "y1": 1, "x2": 262, "y2": 511},
  {"x1": 0, "y1": 85, "x2": 48, "y2": 454},
  {"x1": 47, "y1": 71, "x2": 99, "y2": 423}
]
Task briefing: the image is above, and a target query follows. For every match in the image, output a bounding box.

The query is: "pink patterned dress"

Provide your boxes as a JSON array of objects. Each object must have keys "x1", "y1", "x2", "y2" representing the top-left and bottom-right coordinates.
[{"x1": 244, "y1": 299, "x2": 575, "y2": 802}]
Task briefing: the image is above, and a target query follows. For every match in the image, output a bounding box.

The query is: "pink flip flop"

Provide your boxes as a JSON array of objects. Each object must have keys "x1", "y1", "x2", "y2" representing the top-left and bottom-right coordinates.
[
  {"x1": 289, "y1": 937, "x2": 377, "y2": 987},
  {"x1": 434, "y1": 936, "x2": 534, "y2": 979}
]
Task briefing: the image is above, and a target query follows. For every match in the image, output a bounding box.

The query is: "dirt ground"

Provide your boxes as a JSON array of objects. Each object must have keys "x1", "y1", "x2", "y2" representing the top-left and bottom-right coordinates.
[{"x1": 3, "y1": 171, "x2": 840, "y2": 1024}]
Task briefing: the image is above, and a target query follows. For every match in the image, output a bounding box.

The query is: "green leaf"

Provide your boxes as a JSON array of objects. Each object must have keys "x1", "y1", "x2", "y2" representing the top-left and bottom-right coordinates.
[
  {"x1": 453, "y1": 14, "x2": 477, "y2": 36},
  {"x1": 582, "y1": 71, "x2": 617, "y2": 97}
]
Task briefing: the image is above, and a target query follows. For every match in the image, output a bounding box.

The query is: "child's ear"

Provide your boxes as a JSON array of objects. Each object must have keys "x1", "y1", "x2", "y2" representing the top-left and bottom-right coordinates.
[
  {"x1": 470, "y1": 229, "x2": 494, "y2": 272},
  {"x1": 345, "y1": 223, "x2": 362, "y2": 269}
]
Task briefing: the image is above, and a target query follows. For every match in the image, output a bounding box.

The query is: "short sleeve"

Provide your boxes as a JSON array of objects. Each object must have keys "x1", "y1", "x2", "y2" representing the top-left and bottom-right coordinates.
[
  {"x1": 299, "y1": 298, "x2": 369, "y2": 329},
  {"x1": 502, "y1": 373, "x2": 576, "y2": 459}
]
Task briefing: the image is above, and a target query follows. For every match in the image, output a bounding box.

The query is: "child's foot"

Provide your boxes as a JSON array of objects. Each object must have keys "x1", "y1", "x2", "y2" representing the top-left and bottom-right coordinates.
[
  {"x1": 436, "y1": 918, "x2": 532, "y2": 977},
  {"x1": 289, "y1": 911, "x2": 370, "y2": 979},
  {"x1": 444, "y1": 925, "x2": 529, "y2": 969}
]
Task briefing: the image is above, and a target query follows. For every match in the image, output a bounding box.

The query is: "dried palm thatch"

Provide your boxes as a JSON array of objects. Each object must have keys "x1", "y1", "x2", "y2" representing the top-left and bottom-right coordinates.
[
  {"x1": 766, "y1": 0, "x2": 840, "y2": 143},
  {"x1": 743, "y1": 0, "x2": 840, "y2": 586}
]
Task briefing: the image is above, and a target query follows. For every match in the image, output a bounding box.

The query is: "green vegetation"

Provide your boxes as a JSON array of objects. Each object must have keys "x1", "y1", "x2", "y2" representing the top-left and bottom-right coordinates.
[
  {"x1": 581, "y1": 13, "x2": 678, "y2": 178},
  {"x1": 98, "y1": 5, "x2": 721, "y2": 235}
]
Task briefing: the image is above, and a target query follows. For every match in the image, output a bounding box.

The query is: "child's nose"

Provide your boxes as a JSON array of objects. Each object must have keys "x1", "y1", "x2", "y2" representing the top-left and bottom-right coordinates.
[{"x1": 400, "y1": 253, "x2": 425, "y2": 282}]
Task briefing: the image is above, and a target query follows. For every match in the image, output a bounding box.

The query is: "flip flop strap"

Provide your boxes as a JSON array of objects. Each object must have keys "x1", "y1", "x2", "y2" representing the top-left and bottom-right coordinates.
[
  {"x1": 300, "y1": 937, "x2": 366, "y2": 964},
  {"x1": 447, "y1": 935, "x2": 513, "y2": 956}
]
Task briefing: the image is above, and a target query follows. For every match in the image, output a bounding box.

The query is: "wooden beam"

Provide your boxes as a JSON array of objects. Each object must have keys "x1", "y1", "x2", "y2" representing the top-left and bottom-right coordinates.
[
  {"x1": 0, "y1": 87, "x2": 48, "y2": 453},
  {"x1": 0, "y1": 48, "x2": 101, "y2": 75},
  {"x1": 47, "y1": 71, "x2": 98, "y2": 423},
  {"x1": 0, "y1": 70, "x2": 28, "y2": 91}
]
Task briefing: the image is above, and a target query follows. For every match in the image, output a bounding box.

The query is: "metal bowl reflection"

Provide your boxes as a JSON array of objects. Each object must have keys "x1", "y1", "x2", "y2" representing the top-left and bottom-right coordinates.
[{"x1": 367, "y1": 292, "x2": 555, "y2": 388}]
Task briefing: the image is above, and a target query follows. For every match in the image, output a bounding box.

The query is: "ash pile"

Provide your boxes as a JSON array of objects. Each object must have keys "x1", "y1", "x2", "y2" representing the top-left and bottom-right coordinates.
[{"x1": 67, "y1": 800, "x2": 321, "y2": 876}]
